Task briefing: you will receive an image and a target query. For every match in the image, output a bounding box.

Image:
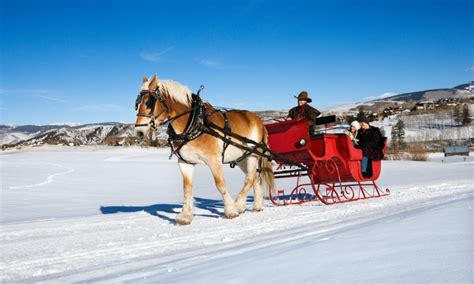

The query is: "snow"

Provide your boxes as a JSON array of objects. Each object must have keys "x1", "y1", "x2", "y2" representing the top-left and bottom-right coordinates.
[
  {"x1": 1, "y1": 146, "x2": 473, "y2": 282},
  {"x1": 0, "y1": 131, "x2": 35, "y2": 145}
]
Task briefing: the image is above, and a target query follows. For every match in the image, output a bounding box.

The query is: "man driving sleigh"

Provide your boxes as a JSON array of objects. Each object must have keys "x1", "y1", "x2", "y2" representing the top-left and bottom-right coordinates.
[{"x1": 288, "y1": 91, "x2": 321, "y2": 133}]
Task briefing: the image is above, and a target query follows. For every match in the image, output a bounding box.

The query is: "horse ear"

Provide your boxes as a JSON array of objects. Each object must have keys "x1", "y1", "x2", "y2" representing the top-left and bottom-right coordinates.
[
  {"x1": 149, "y1": 74, "x2": 158, "y2": 91},
  {"x1": 143, "y1": 76, "x2": 149, "y2": 83}
]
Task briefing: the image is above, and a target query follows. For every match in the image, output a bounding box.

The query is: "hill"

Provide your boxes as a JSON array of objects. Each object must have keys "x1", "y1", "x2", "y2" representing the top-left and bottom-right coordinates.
[
  {"x1": 1, "y1": 82, "x2": 472, "y2": 148},
  {"x1": 371, "y1": 82, "x2": 472, "y2": 103}
]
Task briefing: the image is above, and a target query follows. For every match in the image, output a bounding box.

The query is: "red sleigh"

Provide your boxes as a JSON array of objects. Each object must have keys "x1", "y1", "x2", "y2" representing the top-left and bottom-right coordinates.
[{"x1": 265, "y1": 118, "x2": 390, "y2": 206}]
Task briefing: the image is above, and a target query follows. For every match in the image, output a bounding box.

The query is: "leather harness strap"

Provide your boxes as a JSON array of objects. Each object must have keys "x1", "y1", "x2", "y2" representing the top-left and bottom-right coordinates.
[{"x1": 135, "y1": 88, "x2": 307, "y2": 170}]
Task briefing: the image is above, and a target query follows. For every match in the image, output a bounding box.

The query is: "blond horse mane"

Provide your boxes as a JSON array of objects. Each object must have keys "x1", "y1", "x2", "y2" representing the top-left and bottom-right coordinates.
[{"x1": 158, "y1": 80, "x2": 193, "y2": 107}]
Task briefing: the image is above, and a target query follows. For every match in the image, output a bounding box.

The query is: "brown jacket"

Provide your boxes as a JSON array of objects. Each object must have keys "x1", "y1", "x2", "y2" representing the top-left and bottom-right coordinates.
[{"x1": 288, "y1": 104, "x2": 321, "y2": 132}]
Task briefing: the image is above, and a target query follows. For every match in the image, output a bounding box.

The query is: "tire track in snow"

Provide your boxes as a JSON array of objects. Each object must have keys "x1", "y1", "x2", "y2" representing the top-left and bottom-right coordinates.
[
  {"x1": 1, "y1": 183, "x2": 472, "y2": 282},
  {"x1": 103, "y1": 153, "x2": 151, "y2": 162},
  {"x1": 8, "y1": 164, "x2": 74, "y2": 190},
  {"x1": 32, "y1": 192, "x2": 474, "y2": 283}
]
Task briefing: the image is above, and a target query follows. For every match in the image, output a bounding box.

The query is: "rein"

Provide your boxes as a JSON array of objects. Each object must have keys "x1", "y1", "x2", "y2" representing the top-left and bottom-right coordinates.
[{"x1": 135, "y1": 87, "x2": 307, "y2": 170}]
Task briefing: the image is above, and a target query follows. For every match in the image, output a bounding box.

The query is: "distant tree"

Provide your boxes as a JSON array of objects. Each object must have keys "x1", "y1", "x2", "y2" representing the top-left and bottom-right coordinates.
[
  {"x1": 453, "y1": 105, "x2": 462, "y2": 125},
  {"x1": 396, "y1": 120, "x2": 406, "y2": 149},
  {"x1": 462, "y1": 104, "x2": 471, "y2": 126},
  {"x1": 356, "y1": 108, "x2": 366, "y2": 121},
  {"x1": 344, "y1": 114, "x2": 356, "y2": 124},
  {"x1": 391, "y1": 119, "x2": 406, "y2": 151},
  {"x1": 390, "y1": 125, "x2": 398, "y2": 151}
]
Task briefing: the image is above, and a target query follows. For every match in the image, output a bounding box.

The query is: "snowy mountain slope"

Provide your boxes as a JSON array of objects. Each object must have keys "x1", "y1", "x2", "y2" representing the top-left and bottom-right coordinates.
[
  {"x1": 0, "y1": 123, "x2": 140, "y2": 146},
  {"x1": 1, "y1": 147, "x2": 472, "y2": 282},
  {"x1": 370, "y1": 83, "x2": 472, "y2": 103},
  {"x1": 0, "y1": 131, "x2": 34, "y2": 145}
]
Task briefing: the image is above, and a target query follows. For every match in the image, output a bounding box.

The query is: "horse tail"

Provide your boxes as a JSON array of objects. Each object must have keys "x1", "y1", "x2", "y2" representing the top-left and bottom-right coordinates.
[{"x1": 260, "y1": 127, "x2": 275, "y2": 197}]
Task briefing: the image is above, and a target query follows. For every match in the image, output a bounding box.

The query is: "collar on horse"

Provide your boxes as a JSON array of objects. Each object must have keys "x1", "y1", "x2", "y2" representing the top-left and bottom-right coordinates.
[{"x1": 167, "y1": 94, "x2": 205, "y2": 145}]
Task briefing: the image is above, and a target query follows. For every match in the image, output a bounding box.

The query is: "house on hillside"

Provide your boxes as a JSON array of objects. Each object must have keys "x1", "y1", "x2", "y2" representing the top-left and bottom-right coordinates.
[
  {"x1": 383, "y1": 106, "x2": 404, "y2": 116},
  {"x1": 412, "y1": 101, "x2": 435, "y2": 111}
]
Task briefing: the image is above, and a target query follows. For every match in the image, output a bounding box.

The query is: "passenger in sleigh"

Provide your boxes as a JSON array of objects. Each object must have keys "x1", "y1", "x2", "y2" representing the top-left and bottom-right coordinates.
[
  {"x1": 345, "y1": 120, "x2": 360, "y2": 146},
  {"x1": 288, "y1": 91, "x2": 321, "y2": 134},
  {"x1": 355, "y1": 117, "x2": 384, "y2": 178}
]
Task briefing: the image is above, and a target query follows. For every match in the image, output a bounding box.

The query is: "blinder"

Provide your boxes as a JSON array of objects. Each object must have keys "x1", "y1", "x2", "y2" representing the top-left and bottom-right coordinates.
[{"x1": 134, "y1": 87, "x2": 168, "y2": 129}]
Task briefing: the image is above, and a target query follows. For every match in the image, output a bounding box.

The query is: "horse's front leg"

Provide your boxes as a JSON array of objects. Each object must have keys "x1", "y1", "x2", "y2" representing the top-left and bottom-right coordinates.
[
  {"x1": 208, "y1": 159, "x2": 239, "y2": 219},
  {"x1": 176, "y1": 161, "x2": 195, "y2": 225}
]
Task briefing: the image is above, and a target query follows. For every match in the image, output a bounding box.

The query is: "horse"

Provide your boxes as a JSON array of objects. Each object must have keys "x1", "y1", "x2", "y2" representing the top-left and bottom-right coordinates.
[{"x1": 135, "y1": 74, "x2": 274, "y2": 225}]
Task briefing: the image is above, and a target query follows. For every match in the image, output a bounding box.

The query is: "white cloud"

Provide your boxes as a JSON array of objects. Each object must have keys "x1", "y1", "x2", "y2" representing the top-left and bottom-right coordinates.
[
  {"x1": 0, "y1": 89, "x2": 69, "y2": 103},
  {"x1": 465, "y1": 66, "x2": 474, "y2": 72},
  {"x1": 50, "y1": 122, "x2": 81, "y2": 126},
  {"x1": 139, "y1": 47, "x2": 174, "y2": 63},
  {"x1": 76, "y1": 104, "x2": 123, "y2": 111},
  {"x1": 379, "y1": 92, "x2": 397, "y2": 98},
  {"x1": 365, "y1": 92, "x2": 398, "y2": 101},
  {"x1": 37, "y1": 95, "x2": 70, "y2": 104},
  {"x1": 199, "y1": 59, "x2": 221, "y2": 68},
  {"x1": 0, "y1": 89, "x2": 50, "y2": 95}
]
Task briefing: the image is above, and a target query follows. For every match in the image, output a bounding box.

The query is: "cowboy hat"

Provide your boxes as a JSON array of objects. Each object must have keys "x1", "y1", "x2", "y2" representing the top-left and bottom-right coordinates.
[{"x1": 294, "y1": 91, "x2": 312, "y2": 103}]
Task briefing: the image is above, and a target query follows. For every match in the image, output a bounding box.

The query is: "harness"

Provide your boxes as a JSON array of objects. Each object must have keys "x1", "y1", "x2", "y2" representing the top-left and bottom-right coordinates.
[
  {"x1": 166, "y1": 94, "x2": 264, "y2": 165},
  {"x1": 135, "y1": 86, "x2": 306, "y2": 169}
]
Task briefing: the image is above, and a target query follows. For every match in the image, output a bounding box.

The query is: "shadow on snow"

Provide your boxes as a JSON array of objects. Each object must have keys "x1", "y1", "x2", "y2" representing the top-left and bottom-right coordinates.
[{"x1": 100, "y1": 196, "x2": 255, "y2": 224}]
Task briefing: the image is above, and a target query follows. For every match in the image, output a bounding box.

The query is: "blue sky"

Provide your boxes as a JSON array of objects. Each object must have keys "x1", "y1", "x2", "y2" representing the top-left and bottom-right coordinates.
[{"x1": 1, "y1": 0, "x2": 473, "y2": 125}]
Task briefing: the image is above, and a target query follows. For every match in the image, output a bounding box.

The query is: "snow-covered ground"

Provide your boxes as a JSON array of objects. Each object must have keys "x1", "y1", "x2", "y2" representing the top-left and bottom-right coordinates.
[{"x1": 1, "y1": 146, "x2": 473, "y2": 283}]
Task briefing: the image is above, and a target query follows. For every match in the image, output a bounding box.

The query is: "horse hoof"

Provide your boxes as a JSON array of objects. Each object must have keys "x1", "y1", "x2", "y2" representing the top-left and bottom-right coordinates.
[
  {"x1": 236, "y1": 205, "x2": 246, "y2": 214},
  {"x1": 224, "y1": 211, "x2": 239, "y2": 219},
  {"x1": 253, "y1": 201, "x2": 264, "y2": 212},
  {"x1": 176, "y1": 214, "x2": 192, "y2": 225}
]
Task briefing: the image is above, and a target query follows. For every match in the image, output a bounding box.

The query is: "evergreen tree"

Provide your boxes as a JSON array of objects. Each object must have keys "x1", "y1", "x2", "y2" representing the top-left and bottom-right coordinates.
[
  {"x1": 391, "y1": 119, "x2": 406, "y2": 151},
  {"x1": 390, "y1": 125, "x2": 399, "y2": 151},
  {"x1": 462, "y1": 104, "x2": 471, "y2": 126},
  {"x1": 453, "y1": 105, "x2": 462, "y2": 125},
  {"x1": 396, "y1": 119, "x2": 406, "y2": 149},
  {"x1": 344, "y1": 114, "x2": 355, "y2": 124}
]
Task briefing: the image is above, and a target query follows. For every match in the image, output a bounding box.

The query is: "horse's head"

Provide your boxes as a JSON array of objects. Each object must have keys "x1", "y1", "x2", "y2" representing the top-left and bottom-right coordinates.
[{"x1": 134, "y1": 74, "x2": 168, "y2": 141}]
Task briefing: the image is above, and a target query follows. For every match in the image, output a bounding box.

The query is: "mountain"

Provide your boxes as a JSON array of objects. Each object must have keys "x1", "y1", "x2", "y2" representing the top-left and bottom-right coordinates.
[
  {"x1": 321, "y1": 82, "x2": 473, "y2": 115},
  {"x1": 371, "y1": 82, "x2": 473, "y2": 103},
  {"x1": 0, "y1": 123, "x2": 140, "y2": 147},
  {"x1": 2, "y1": 82, "x2": 472, "y2": 148}
]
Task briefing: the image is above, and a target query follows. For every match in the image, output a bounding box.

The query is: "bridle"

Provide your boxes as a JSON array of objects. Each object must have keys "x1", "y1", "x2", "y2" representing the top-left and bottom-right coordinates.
[
  {"x1": 134, "y1": 87, "x2": 169, "y2": 129},
  {"x1": 134, "y1": 85, "x2": 204, "y2": 129}
]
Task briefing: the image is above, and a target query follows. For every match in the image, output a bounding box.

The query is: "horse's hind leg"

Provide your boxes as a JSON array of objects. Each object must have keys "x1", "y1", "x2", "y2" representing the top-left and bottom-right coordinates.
[
  {"x1": 252, "y1": 178, "x2": 264, "y2": 212},
  {"x1": 235, "y1": 156, "x2": 259, "y2": 213},
  {"x1": 176, "y1": 162, "x2": 195, "y2": 225},
  {"x1": 208, "y1": 159, "x2": 239, "y2": 219}
]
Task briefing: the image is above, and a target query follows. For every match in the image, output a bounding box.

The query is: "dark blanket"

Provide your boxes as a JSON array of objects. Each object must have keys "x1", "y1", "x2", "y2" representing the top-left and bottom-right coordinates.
[{"x1": 355, "y1": 126, "x2": 384, "y2": 160}]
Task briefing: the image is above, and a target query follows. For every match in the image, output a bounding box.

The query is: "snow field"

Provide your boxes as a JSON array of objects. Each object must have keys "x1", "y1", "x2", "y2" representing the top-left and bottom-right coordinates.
[{"x1": 0, "y1": 147, "x2": 473, "y2": 282}]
